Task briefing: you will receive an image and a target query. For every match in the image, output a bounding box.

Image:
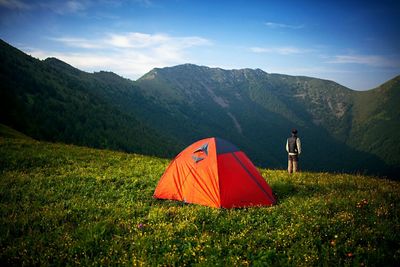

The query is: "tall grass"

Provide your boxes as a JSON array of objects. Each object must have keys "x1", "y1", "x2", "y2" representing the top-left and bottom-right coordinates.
[{"x1": 0, "y1": 137, "x2": 399, "y2": 266}]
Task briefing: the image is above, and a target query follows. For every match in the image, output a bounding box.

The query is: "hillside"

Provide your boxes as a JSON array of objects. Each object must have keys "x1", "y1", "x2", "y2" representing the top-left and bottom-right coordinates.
[
  {"x1": 0, "y1": 131, "x2": 399, "y2": 266},
  {"x1": 0, "y1": 123, "x2": 33, "y2": 140},
  {"x1": 0, "y1": 39, "x2": 180, "y2": 157},
  {"x1": 349, "y1": 76, "x2": 400, "y2": 166},
  {"x1": 136, "y1": 64, "x2": 399, "y2": 175},
  {"x1": 1, "y1": 39, "x2": 399, "y2": 176}
]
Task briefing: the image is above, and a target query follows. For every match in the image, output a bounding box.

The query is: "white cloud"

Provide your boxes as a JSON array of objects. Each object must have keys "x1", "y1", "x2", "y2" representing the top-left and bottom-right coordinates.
[
  {"x1": 132, "y1": 0, "x2": 154, "y2": 7},
  {"x1": 328, "y1": 54, "x2": 400, "y2": 68},
  {"x1": 0, "y1": 0, "x2": 30, "y2": 9},
  {"x1": 265, "y1": 21, "x2": 304, "y2": 29},
  {"x1": 51, "y1": 32, "x2": 211, "y2": 50},
  {"x1": 29, "y1": 32, "x2": 212, "y2": 80},
  {"x1": 64, "y1": 0, "x2": 86, "y2": 13},
  {"x1": 105, "y1": 32, "x2": 211, "y2": 49},
  {"x1": 250, "y1": 46, "x2": 311, "y2": 55},
  {"x1": 44, "y1": 0, "x2": 89, "y2": 14},
  {"x1": 29, "y1": 49, "x2": 166, "y2": 78},
  {"x1": 106, "y1": 32, "x2": 170, "y2": 48},
  {"x1": 0, "y1": 0, "x2": 90, "y2": 13},
  {"x1": 49, "y1": 37, "x2": 104, "y2": 49},
  {"x1": 272, "y1": 66, "x2": 353, "y2": 75}
]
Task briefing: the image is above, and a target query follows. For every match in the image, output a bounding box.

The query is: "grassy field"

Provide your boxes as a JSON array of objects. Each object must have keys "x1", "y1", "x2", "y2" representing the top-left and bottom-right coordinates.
[{"x1": 0, "y1": 135, "x2": 399, "y2": 266}]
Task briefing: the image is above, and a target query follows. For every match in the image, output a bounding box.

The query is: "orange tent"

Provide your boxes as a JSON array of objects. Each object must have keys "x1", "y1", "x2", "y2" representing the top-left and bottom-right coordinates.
[{"x1": 153, "y1": 137, "x2": 276, "y2": 208}]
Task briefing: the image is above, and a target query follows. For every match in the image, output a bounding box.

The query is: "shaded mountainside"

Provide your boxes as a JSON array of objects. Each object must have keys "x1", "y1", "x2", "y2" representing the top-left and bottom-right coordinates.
[
  {"x1": 136, "y1": 64, "x2": 399, "y2": 176},
  {"x1": 349, "y1": 76, "x2": 400, "y2": 167},
  {"x1": 0, "y1": 39, "x2": 180, "y2": 157},
  {"x1": 0, "y1": 39, "x2": 399, "y2": 176}
]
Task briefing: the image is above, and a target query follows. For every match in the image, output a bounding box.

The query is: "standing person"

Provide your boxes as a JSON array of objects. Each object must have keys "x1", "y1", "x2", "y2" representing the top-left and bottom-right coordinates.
[{"x1": 286, "y1": 129, "x2": 301, "y2": 174}]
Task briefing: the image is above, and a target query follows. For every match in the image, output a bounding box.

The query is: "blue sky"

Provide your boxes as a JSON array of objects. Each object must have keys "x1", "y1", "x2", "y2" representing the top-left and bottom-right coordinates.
[{"x1": 0, "y1": 0, "x2": 399, "y2": 90}]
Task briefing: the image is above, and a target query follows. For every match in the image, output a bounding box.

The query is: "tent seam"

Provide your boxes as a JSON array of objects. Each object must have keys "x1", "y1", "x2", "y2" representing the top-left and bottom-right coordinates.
[{"x1": 230, "y1": 152, "x2": 275, "y2": 204}]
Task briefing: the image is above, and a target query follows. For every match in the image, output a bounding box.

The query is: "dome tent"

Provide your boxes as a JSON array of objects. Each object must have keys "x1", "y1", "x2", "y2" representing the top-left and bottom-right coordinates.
[{"x1": 153, "y1": 137, "x2": 276, "y2": 208}]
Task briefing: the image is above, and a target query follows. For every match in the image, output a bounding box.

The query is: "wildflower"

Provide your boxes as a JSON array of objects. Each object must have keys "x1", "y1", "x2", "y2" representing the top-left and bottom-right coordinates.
[
  {"x1": 356, "y1": 199, "x2": 368, "y2": 208},
  {"x1": 137, "y1": 223, "x2": 144, "y2": 229}
]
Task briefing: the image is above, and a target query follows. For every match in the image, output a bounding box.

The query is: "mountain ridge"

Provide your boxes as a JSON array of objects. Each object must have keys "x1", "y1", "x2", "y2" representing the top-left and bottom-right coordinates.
[
  {"x1": 135, "y1": 63, "x2": 399, "y2": 175},
  {"x1": 1, "y1": 39, "x2": 398, "y2": 177}
]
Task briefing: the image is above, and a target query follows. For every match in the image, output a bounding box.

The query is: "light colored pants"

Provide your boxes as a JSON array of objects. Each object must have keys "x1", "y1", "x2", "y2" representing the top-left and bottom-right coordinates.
[{"x1": 288, "y1": 157, "x2": 299, "y2": 174}]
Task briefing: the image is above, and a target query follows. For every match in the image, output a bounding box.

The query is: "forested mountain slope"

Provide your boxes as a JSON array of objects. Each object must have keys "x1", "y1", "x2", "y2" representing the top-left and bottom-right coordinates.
[
  {"x1": 0, "y1": 39, "x2": 180, "y2": 157},
  {"x1": 1, "y1": 39, "x2": 398, "y2": 176},
  {"x1": 136, "y1": 64, "x2": 398, "y2": 175}
]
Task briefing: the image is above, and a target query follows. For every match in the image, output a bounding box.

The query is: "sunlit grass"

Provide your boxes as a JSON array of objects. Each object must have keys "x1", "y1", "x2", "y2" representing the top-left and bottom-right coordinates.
[{"x1": 0, "y1": 137, "x2": 399, "y2": 266}]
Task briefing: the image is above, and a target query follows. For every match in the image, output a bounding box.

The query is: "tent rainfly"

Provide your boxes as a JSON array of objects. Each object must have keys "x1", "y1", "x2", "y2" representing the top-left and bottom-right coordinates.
[{"x1": 153, "y1": 137, "x2": 276, "y2": 208}]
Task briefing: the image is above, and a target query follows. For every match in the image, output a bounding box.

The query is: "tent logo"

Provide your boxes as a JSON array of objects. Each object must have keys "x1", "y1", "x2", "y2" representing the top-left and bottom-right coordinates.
[{"x1": 191, "y1": 142, "x2": 208, "y2": 163}]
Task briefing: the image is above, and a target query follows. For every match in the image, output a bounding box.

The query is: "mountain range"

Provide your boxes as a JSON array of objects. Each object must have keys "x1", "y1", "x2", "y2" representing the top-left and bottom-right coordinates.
[{"x1": 0, "y1": 39, "x2": 399, "y2": 177}]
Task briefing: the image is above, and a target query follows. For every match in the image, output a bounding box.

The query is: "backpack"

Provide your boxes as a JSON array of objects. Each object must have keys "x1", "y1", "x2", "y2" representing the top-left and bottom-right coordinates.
[{"x1": 288, "y1": 136, "x2": 298, "y2": 154}]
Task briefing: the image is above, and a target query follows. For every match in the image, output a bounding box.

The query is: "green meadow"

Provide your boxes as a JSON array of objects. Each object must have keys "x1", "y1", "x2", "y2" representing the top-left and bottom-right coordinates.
[{"x1": 0, "y1": 134, "x2": 399, "y2": 266}]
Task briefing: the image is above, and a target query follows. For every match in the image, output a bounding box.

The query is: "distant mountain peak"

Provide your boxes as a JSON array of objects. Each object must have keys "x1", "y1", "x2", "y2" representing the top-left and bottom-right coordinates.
[
  {"x1": 44, "y1": 57, "x2": 81, "y2": 73},
  {"x1": 138, "y1": 64, "x2": 270, "y2": 84}
]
